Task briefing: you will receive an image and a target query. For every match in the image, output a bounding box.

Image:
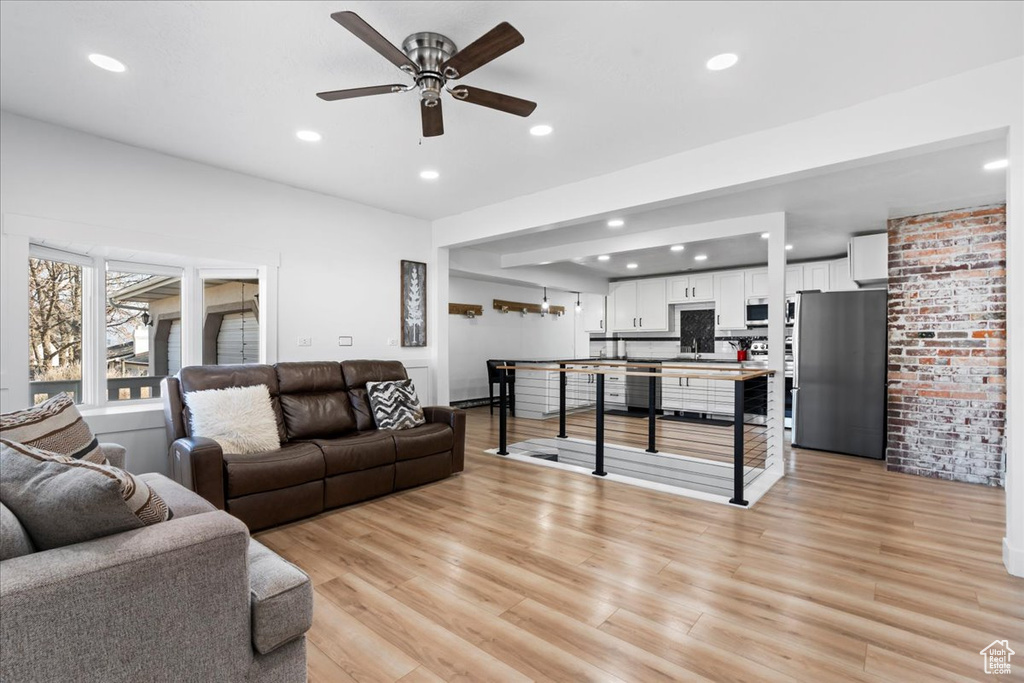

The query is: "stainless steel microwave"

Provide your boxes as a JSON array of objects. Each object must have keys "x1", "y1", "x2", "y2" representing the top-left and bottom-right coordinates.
[{"x1": 745, "y1": 297, "x2": 797, "y2": 326}]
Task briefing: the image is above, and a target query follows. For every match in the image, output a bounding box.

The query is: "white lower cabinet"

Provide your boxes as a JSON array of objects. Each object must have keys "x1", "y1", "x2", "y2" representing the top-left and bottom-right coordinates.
[
  {"x1": 603, "y1": 369, "x2": 626, "y2": 409},
  {"x1": 662, "y1": 376, "x2": 734, "y2": 415}
]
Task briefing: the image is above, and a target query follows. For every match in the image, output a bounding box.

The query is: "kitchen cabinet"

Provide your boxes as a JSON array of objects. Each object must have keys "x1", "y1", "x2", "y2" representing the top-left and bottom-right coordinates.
[
  {"x1": 581, "y1": 293, "x2": 606, "y2": 333},
  {"x1": 667, "y1": 273, "x2": 714, "y2": 303},
  {"x1": 662, "y1": 375, "x2": 734, "y2": 415},
  {"x1": 849, "y1": 233, "x2": 888, "y2": 284},
  {"x1": 714, "y1": 272, "x2": 746, "y2": 330},
  {"x1": 610, "y1": 281, "x2": 637, "y2": 331},
  {"x1": 829, "y1": 257, "x2": 858, "y2": 291},
  {"x1": 804, "y1": 262, "x2": 830, "y2": 291},
  {"x1": 603, "y1": 367, "x2": 626, "y2": 409},
  {"x1": 609, "y1": 278, "x2": 668, "y2": 331},
  {"x1": 747, "y1": 265, "x2": 807, "y2": 297}
]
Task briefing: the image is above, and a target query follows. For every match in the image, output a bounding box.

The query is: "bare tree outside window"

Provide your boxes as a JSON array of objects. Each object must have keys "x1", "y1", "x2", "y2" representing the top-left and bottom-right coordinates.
[{"x1": 29, "y1": 258, "x2": 84, "y2": 402}]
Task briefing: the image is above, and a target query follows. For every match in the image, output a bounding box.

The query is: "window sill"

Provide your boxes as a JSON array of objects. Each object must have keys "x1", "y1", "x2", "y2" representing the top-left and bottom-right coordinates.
[{"x1": 80, "y1": 401, "x2": 164, "y2": 418}]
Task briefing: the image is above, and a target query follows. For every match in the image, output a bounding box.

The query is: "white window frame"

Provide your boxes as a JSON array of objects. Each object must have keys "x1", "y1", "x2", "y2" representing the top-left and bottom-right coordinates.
[{"x1": 24, "y1": 247, "x2": 269, "y2": 410}]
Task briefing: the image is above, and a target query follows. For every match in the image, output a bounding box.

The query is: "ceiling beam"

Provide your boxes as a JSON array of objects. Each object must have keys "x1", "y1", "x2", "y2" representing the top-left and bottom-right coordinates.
[{"x1": 499, "y1": 213, "x2": 785, "y2": 268}]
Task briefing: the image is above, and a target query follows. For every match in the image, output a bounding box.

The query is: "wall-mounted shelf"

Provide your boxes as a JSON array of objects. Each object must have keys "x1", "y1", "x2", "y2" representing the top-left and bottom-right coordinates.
[
  {"x1": 448, "y1": 303, "x2": 484, "y2": 317},
  {"x1": 492, "y1": 299, "x2": 566, "y2": 316}
]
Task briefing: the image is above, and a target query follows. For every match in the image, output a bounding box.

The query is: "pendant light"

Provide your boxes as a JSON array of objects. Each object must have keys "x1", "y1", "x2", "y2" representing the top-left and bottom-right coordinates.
[
  {"x1": 575, "y1": 292, "x2": 582, "y2": 313},
  {"x1": 541, "y1": 287, "x2": 549, "y2": 311}
]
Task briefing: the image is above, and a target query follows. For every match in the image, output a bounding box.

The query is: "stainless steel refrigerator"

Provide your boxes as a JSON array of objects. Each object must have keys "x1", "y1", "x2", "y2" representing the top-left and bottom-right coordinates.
[{"x1": 791, "y1": 290, "x2": 887, "y2": 459}]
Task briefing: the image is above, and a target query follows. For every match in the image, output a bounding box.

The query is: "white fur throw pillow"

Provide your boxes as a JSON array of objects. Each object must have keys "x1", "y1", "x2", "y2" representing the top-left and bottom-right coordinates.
[{"x1": 184, "y1": 384, "x2": 280, "y2": 455}]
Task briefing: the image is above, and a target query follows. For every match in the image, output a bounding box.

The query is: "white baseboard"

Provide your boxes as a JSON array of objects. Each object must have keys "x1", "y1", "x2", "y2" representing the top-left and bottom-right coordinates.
[{"x1": 1004, "y1": 537, "x2": 1024, "y2": 577}]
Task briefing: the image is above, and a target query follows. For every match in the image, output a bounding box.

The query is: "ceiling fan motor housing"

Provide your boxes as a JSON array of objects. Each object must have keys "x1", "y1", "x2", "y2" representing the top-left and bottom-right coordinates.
[{"x1": 402, "y1": 32, "x2": 457, "y2": 106}]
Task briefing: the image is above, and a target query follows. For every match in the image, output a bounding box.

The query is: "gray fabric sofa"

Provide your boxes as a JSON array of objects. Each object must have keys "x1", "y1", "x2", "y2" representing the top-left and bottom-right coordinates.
[{"x1": 0, "y1": 445, "x2": 312, "y2": 683}]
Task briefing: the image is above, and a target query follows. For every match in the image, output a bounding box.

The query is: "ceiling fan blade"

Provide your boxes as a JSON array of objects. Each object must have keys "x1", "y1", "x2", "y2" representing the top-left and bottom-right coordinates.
[
  {"x1": 331, "y1": 11, "x2": 417, "y2": 74},
  {"x1": 440, "y1": 22, "x2": 524, "y2": 79},
  {"x1": 450, "y1": 85, "x2": 537, "y2": 117},
  {"x1": 317, "y1": 84, "x2": 407, "y2": 101},
  {"x1": 421, "y1": 99, "x2": 444, "y2": 137}
]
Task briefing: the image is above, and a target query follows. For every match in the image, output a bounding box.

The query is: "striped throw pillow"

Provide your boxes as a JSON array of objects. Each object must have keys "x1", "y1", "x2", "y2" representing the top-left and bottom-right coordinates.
[
  {"x1": 366, "y1": 379, "x2": 425, "y2": 430},
  {"x1": 0, "y1": 439, "x2": 172, "y2": 550},
  {"x1": 0, "y1": 393, "x2": 105, "y2": 464}
]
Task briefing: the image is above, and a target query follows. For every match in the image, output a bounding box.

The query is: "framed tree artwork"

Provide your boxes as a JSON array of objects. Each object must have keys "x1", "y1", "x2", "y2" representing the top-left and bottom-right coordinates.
[{"x1": 401, "y1": 260, "x2": 427, "y2": 347}]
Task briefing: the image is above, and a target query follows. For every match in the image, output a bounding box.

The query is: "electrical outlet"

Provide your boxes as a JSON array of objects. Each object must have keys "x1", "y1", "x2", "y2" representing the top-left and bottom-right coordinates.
[
  {"x1": 338, "y1": 336, "x2": 353, "y2": 347},
  {"x1": 297, "y1": 337, "x2": 312, "y2": 347},
  {"x1": 387, "y1": 338, "x2": 399, "y2": 347}
]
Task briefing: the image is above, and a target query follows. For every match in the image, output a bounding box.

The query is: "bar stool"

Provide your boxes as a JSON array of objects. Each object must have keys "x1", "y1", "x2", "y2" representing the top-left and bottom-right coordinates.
[{"x1": 486, "y1": 359, "x2": 516, "y2": 416}]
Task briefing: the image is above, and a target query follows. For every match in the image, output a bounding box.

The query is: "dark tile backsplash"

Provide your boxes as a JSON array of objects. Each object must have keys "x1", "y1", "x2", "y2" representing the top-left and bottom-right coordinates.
[{"x1": 678, "y1": 310, "x2": 715, "y2": 353}]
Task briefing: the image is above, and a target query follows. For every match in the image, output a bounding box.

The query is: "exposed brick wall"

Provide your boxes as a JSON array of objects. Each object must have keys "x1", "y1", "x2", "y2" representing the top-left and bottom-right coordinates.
[{"x1": 887, "y1": 204, "x2": 1006, "y2": 486}]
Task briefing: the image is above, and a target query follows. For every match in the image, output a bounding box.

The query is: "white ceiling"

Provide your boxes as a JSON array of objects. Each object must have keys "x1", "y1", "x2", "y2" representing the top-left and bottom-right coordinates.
[
  {"x1": 460, "y1": 136, "x2": 1008, "y2": 279},
  {"x1": 1, "y1": 1, "x2": 1020, "y2": 220}
]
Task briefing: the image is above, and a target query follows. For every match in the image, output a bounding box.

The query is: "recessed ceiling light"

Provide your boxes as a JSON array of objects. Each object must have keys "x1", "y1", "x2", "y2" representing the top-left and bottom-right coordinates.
[
  {"x1": 983, "y1": 159, "x2": 1009, "y2": 171},
  {"x1": 626, "y1": 263, "x2": 639, "y2": 269},
  {"x1": 419, "y1": 169, "x2": 440, "y2": 180},
  {"x1": 670, "y1": 245, "x2": 685, "y2": 252},
  {"x1": 597, "y1": 255, "x2": 611, "y2": 261},
  {"x1": 785, "y1": 244, "x2": 794, "y2": 251},
  {"x1": 694, "y1": 254, "x2": 708, "y2": 261},
  {"x1": 761, "y1": 232, "x2": 770, "y2": 239},
  {"x1": 706, "y1": 53, "x2": 739, "y2": 71},
  {"x1": 607, "y1": 219, "x2": 625, "y2": 228},
  {"x1": 530, "y1": 124, "x2": 553, "y2": 136},
  {"x1": 295, "y1": 130, "x2": 322, "y2": 142},
  {"x1": 539, "y1": 261, "x2": 552, "y2": 265},
  {"x1": 88, "y1": 53, "x2": 126, "y2": 73}
]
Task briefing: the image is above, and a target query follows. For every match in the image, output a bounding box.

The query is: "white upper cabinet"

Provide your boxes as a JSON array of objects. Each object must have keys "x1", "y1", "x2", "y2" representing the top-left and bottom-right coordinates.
[
  {"x1": 580, "y1": 292, "x2": 606, "y2": 333},
  {"x1": 714, "y1": 272, "x2": 746, "y2": 330},
  {"x1": 637, "y1": 278, "x2": 669, "y2": 330},
  {"x1": 803, "y1": 262, "x2": 830, "y2": 291},
  {"x1": 667, "y1": 273, "x2": 715, "y2": 303},
  {"x1": 786, "y1": 265, "x2": 803, "y2": 295},
  {"x1": 609, "y1": 278, "x2": 668, "y2": 332},
  {"x1": 829, "y1": 257, "x2": 858, "y2": 291},
  {"x1": 610, "y1": 281, "x2": 638, "y2": 331},
  {"x1": 747, "y1": 269, "x2": 769, "y2": 298},
  {"x1": 849, "y1": 233, "x2": 888, "y2": 284}
]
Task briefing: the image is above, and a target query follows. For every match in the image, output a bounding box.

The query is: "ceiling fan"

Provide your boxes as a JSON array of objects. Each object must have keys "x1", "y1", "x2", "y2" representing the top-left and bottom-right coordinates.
[{"x1": 317, "y1": 11, "x2": 537, "y2": 137}]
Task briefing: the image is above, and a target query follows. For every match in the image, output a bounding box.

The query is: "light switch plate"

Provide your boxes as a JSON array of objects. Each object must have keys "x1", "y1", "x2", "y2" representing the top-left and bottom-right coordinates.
[
  {"x1": 297, "y1": 337, "x2": 312, "y2": 347},
  {"x1": 338, "y1": 336, "x2": 353, "y2": 347}
]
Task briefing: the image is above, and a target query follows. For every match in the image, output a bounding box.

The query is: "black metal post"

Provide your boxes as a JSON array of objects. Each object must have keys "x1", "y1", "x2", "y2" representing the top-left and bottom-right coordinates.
[
  {"x1": 509, "y1": 361, "x2": 516, "y2": 417},
  {"x1": 593, "y1": 373, "x2": 607, "y2": 476},
  {"x1": 646, "y1": 367, "x2": 658, "y2": 453},
  {"x1": 497, "y1": 367, "x2": 509, "y2": 455},
  {"x1": 730, "y1": 378, "x2": 748, "y2": 506},
  {"x1": 557, "y1": 363, "x2": 568, "y2": 438}
]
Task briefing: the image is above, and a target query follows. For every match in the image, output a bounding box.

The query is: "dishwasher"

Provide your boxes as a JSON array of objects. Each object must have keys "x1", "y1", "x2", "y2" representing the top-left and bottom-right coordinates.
[{"x1": 625, "y1": 362, "x2": 662, "y2": 411}]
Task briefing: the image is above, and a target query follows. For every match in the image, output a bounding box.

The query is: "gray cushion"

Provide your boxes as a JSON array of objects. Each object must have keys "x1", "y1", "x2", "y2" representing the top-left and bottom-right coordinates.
[
  {"x1": 0, "y1": 502, "x2": 34, "y2": 561},
  {"x1": 248, "y1": 539, "x2": 313, "y2": 655},
  {"x1": 139, "y1": 473, "x2": 215, "y2": 518},
  {"x1": 0, "y1": 442, "x2": 171, "y2": 550}
]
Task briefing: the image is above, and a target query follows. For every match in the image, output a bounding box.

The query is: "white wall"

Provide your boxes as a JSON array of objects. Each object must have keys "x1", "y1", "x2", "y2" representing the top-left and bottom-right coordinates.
[
  {"x1": 1, "y1": 112, "x2": 433, "y2": 473},
  {"x1": 447, "y1": 277, "x2": 588, "y2": 402}
]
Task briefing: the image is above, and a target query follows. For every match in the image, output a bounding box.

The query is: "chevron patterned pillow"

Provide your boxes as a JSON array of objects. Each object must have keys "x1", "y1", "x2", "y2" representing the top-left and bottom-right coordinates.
[{"x1": 366, "y1": 380, "x2": 425, "y2": 430}]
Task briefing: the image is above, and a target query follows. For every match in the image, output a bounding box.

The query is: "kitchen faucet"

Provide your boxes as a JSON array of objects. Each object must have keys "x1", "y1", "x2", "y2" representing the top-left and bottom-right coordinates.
[{"x1": 691, "y1": 337, "x2": 700, "y2": 361}]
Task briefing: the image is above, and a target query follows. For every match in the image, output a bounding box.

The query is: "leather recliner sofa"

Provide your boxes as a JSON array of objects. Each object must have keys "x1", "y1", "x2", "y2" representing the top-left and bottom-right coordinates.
[{"x1": 161, "y1": 360, "x2": 465, "y2": 531}]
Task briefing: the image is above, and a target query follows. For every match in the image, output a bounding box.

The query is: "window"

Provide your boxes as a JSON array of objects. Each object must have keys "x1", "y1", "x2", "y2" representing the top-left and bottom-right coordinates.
[
  {"x1": 29, "y1": 256, "x2": 84, "y2": 404},
  {"x1": 202, "y1": 275, "x2": 260, "y2": 366},
  {"x1": 105, "y1": 269, "x2": 182, "y2": 401},
  {"x1": 24, "y1": 246, "x2": 268, "y2": 408}
]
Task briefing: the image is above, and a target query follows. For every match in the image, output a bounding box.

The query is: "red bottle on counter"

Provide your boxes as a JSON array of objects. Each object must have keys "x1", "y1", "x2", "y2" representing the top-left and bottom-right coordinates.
[{"x1": 737, "y1": 349, "x2": 748, "y2": 361}]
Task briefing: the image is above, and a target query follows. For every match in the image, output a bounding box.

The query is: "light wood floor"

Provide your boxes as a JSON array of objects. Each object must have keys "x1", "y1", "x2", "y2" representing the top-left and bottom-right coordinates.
[{"x1": 257, "y1": 407, "x2": 1023, "y2": 682}]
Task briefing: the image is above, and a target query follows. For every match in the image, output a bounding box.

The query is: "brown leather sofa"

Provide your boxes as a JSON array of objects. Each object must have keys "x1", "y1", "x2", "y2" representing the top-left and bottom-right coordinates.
[{"x1": 161, "y1": 360, "x2": 465, "y2": 531}]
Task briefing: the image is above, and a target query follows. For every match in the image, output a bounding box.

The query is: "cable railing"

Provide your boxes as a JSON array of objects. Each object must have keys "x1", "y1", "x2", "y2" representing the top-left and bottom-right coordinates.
[{"x1": 494, "y1": 361, "x2": 780, "y2": 506}]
